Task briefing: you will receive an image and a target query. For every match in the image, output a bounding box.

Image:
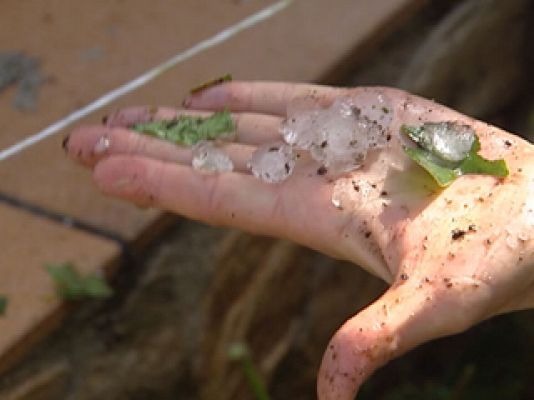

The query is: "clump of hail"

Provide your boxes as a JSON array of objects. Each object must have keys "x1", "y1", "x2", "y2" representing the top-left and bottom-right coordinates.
[
  {"x1": 191, "y1": 140, "x2": 234, "y2": 173},
  {"x1": 190, "y1": 92, "x2": 394, "y2": 183},
  {"x1": 247, "y1": 142, "x2": 295, "y2": 183},
  {"x1": 248, "y1": 92, "x2": 393, "y2": 182}
]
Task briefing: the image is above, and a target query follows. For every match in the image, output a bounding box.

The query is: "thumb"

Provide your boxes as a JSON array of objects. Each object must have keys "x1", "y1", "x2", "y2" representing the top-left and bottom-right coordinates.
[{"x1": 316, "y1": 275, "x2": 487, "y2": 399}]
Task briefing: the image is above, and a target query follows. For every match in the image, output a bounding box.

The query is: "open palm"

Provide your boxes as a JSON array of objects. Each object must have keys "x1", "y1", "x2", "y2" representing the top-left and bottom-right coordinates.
[{"x1": 67, "y1": 82, "x2": 534, "y2": 399}]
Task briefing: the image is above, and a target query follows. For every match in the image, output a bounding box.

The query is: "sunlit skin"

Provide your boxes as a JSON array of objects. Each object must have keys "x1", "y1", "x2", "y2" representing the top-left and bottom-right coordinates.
[{"x1": 66, "y1": 81, "x2": 534, "y2": 399}]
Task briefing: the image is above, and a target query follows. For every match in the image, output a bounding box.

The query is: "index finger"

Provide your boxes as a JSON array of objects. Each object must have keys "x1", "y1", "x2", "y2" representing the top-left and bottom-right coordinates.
[{"x1": 182, "y1": 81, "x2": 347, "y2": 116}]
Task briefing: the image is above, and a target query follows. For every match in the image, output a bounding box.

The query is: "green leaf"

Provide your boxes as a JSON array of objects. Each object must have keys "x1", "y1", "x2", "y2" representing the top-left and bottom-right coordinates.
[
  {"x1": 132, "y1": 110, "x2": 235, "y2": 146},
  {"x1": 457, "y1": 137, "x2": 509, "y2": 177},
  {"x1": 404, "y1": 146, "x2": 458, "y2": 187},
  {"x1": 46, "y1": 263, "x2": 113, "y2": 301},
  {"x1": 46, "y1": 263, "x2": 85, "y2": 300},
  {"x1": 402, "y1": 123, "x2": 509, "y2": 187},
  {"x1": 0, "y1": 296, "x2": 7, "y2": 316},
  {"x1": 83, "y1": 275, "x2": 114, "y2": 298}
]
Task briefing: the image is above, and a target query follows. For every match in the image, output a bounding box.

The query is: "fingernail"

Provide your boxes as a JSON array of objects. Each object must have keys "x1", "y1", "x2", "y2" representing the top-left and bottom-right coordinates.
[
  {"x1": 62, "y1": 135, "x2": 70, "y2": 152},
  {"x1": 94, "y1": 135, "x2": 111, "y2": 155}
]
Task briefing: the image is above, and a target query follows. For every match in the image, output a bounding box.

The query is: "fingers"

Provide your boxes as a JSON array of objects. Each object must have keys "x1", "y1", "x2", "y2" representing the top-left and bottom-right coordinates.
[
  {"x1": 317, "y1": 276, "x2": 489, "y2": 400},
  {"x1": 66, "y1": 125, "x2": 255, "y2": 172},
  {"x1": 182, "y1": 81, "x2": 347, "y2": 116},
  {"x1": 93, "y1": 155, "x2": 292, "y2": 236},
  {"x1": 104, "y1": 106, "x2": 284, "y2": 145}
]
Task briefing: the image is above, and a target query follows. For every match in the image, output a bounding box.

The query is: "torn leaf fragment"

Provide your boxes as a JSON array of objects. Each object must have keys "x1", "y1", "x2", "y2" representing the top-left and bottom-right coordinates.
[
  {"x1": 132, "y1": 110, "x2": 235, "y2": 146},
  {"x1": 402, "y1": 122, "x2": 509, "y2": 187},
  {"x1": 247, "y1": 143, "x2": 295, "y2": 183},
  {"x1": 46, "y1": 263, "x2": 113, "y2": 301},
  {"x1": 456, "y1": 138, "x2": 509, "y2": 177},
  {"x1": 404, "y1": 146, "x2": 458, "y2": 187}
]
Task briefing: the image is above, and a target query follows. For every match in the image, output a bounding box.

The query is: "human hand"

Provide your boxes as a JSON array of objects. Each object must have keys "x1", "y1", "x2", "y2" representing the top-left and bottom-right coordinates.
[{"x1": 65, "y1": 81, "x2": 534, "y2": 399}]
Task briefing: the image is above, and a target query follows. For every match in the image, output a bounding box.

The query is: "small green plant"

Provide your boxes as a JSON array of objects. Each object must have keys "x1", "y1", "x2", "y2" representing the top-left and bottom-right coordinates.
[
  {"x1": 46, "y1": 263, "x2": 113, "y2": 301},
  {"x1": 228, "y1": 342, "x2": 271, "y2": 400}
]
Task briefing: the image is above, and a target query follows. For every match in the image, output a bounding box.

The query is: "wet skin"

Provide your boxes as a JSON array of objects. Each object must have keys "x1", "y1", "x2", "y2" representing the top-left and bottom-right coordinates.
[{"x1": 66, "y1": 81, "x2": 534, "y2": 400}]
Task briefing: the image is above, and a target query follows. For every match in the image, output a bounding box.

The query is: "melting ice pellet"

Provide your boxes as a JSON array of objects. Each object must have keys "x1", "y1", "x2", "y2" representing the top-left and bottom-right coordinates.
[
  {"x1": 247, "y1": 143, "x2": 295, "y2": 183},
  {"x1": 413, "y1": 122, "x2": 475, "y2": 162},
  {"x1": 192, "y1": 141, "x2": 234, "y2": 173},
  {"x1": 280, "y1": 94, "x2": 392, "y2": 174},
  {"x1": 350, "y1": 92, "x2": 394, "y2": 129}
]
